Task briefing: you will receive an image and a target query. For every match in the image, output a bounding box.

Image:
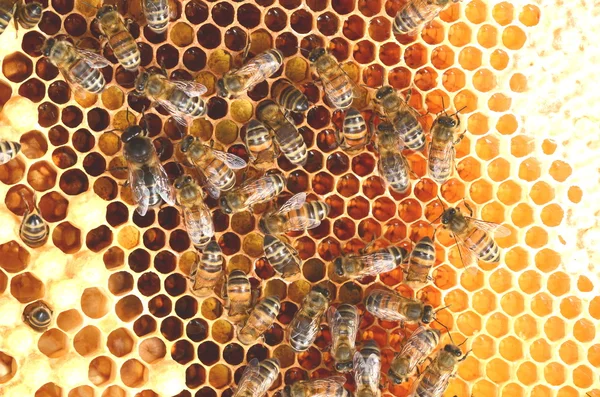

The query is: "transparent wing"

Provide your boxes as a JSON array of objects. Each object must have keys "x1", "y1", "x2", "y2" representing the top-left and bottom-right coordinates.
[
  {"x1": 277, "y1": 192, "x2": 306, "y2": 214},
  {"x1": 428, "y1": 142, "x2": 454, "y2": 177},
  {"x1": 157, "y1": 99, "x2": 189, "y2": 126},
  {"x1": 451, "y1": 233, "x2": 479, "y2": 274},
  {"x1": 365, "y1": 353, "x2": 381, "y2": 391},
  {"x1": 236, "y1": 358, "x2": 260, "y2": 394},
  {"x1": 233, "y1": 62, "x2": 267, "y2": 92},
  {"x1": 151, "y1": 162, "x2": 176, "y2": 205},
  {"x1": 286, "y1": 215, "x2": 322, "y2": 232},
  {"x1": 0, "y1": 153, "x2": 12, "y2": 164},
  {"x1": 327, "y1": 306, "x2": 342, "y2": 346},
  {"x1": 290, "y1": 314, "x2": 321, "y2": 343},
  {"x1": 78, "y1": 49, "x2": 111, "y2": 68},
  {"x1": 241, "y1": 176, "x2": 279, "y2": 207},
  {"x1": 211, "y1": 149, "x2": 247, "y2": 169},
  {"x1": 353, "y1": 351, "x2": 367, "y2": 385},
  {"x1": 183, "y1": 206, "x2": 215, "y2": 244},
  {"x1": 356, "y1": 251, "x2": 397, "y2": 276},
  {"x1": 311, "y1": 376, "x2": 347, "y2": 393},
  {"x1": 431, "y1": 370, "x2": 454, "y2": 395},
  {"x1": 171, "y1": 80, "x2": 208, "y2": 96},
  {"x1": 466, "y1": 218, "x2": 512, "y2": 238},
  {"x1": 128, "y1": 166, "x2": 150, "y2": 216}
]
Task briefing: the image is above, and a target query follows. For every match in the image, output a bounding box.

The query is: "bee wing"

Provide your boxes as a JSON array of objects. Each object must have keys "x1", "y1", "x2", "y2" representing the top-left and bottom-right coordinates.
[
  {"x1": 236, "y1": 358, "x2": 261, "y2": 393},
  {"x1": 465, "y1": 217, "x2": 512, "y2": 238},
  {"x1": 326, "y1": 306, "x2": 342, "y2": 342},
  {"x1": 285, "y1": 216, "x2": 323, "y2": 232},
  {"x1": 77, "y1": 49, "x2": 112, "y2": 68},
  {"x1": 311, "y1": 376, "x2": 347, "y2": 396},
  {"x1": 431, "y1": 370, "x2": 454, "y2": 394},
  {"x1": 428, "y1": 142, "x2": 454, "y2": 177},
  {"x1": 353, "y1": 351, "x2": 367, "y2": 381},
  {"x1": 277, "y1": 192, "x2": 306, "y2": 214},
  {"x1": 171, "y1": 80, "x2": 208, "y2": 96},
  {"x1": 152, "y1": 162, "x2": 176, "y2": 206},
  {"x1": 357, "y1": 251, "x2": 397, "y2": 276},
  {"x1": 211, "y1": 149, "x2": 247, "y2": 169},
  {"x1": 451, "y1": 233, "x2": 479, "y2": 274},
  {"x1": 127, "y1": 166, "x2": 150, "y2": 216},
  {"x1": 363, "y1": 353, "x2": 381, "y2": 391},
  {"x1": 290, "y1": 314, "x2": 321, "y2": 343},
  {"x1": 240, "y1": 176, "x2": 278, "y2": 207},
  {"x1": 183, "y1": 206, "x2": 215, "y2": 243},
  {"x1": 233, "y1": 62, "x2": 268, "y2": 92},
  {"x1": 157, "y1": 99, "x2": 190, "y2": 126}
]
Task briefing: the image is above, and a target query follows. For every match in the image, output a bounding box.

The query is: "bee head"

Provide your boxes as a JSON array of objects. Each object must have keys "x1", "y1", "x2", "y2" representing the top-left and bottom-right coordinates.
[
  {"x1": 375, "y1": 86, "x2": 394, "y2": 100},
  {"x1": 333, "y1": 257, "x2": 345, "y2": 276},
  {"x1": 421, "y1": 304, "x2": 434, "y2": 324},
  {"x1": 219, "y1": 196, "x2": 233, "y2": 214},
  {"x1": 444, "y1": 344, "x2": 463, "y2": 357},
  {"x1": 308, "y1": 47, "x2": 326, "y2": 63},
  {"x1": 121, "y1": 125, "x2": 145, "y2": 143},
  {"x1": 216, "y1": 78, "x2": 228, "y2": 98},
  {"x1": 124, "y1": 137, "x2": 153, "y2": 163},
  {"x1": 179, "y1": 135, "x2": 196, "y2": 153},
  {"x1": 96, "y1": 5, "x2": 114, "y2": 19},
  {"x1": 174, "y1": 175, "x2": 193, "y2": 190},
  {"x1": 42, "y1": 38, "x2": 56, "y2": 57},
  {"x1": 335, "y1": 359, "x2": 353, "y2": 373},
  {"x1": 437, "y1": 115, "x2": 457, "y2": 128},
  {"x1": 387, "y1": 369, "x2": 404, "y2": 385},
  {"x1": 313, "y1": 284, "x2": 330, "y2": 299},
  {"x1": 441, "y1": 208, "x2": 457, "y2": 225},
  {"x1": 135, "y1": 71, "x2": 150, "y2": 93}
]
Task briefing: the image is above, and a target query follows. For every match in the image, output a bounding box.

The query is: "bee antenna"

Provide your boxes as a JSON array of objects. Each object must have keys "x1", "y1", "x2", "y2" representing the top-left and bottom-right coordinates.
[
  {"x1": 458, "y1": 337, "x2": 468, "y2": 347},
  {"x1": 80, "y1": 0, "x2": 100, "y2": 9},
  {"x1": 434, "y1": 304, "x2": 451, "y2": 315},
  {"x1": 437, "y1": 193, "x2": 446, "y2": 210},
  {"x1": 434, "y1": 318, "x2": 450, "y2": 334},
  {"x1": 296, "y1": 46, "x2": 310, "y2": 55},
  {"x1": 441, "y1": 96, "x2": 448, "y2": 117}
]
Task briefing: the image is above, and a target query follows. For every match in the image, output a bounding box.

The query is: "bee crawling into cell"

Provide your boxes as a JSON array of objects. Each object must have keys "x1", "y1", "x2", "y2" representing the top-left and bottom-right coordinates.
[
  {"x1": 272, "y1": 79, "x2": 310, "y2": 113},
  {"x1": 403, "y1": 235, "x2": 436, "y2": 288},
  {"x1": 232, "y1": 358, "x2": 280, "y2": 397},
  {"x1": 258, "y1": 192, "x2": 330, "y2": 235},
  {"x1": 142, "y1": 0, "x2": 170, "y2": 34},
  {"x1": 94, "y1": 4, "x2": 141, "y2": 71},
  {"x1": 281, "y1": 376, "x2": 352, "y2": 397},
  {"x1": 0, "y1": 139, "x2": 21, "y2": 165},
  {"x1": 393, "y1": 0, "x2": 461, "y2": 36},
  {"x1": 223, "y1": 269, "x2": 257, "y2": 323},
  {"x1": 427, "y1": 102, "x2": 467, "y2": 184},
  {"x1": 237, "y1": 295, "x2": 281, "y2": 345},
  {"x1": 0, "y1": 0, "x2": 43, "y2": 37},
  {"x1": 244, "y1": 119, "x2": 277, "y2": 164},
  {"x1": 22, "y1": 300, "x2": 53, "y2": 332},
  {"x1": 19, "y1": 191, "x2": 49, "y2": 249},
  {"x1": 188, "y1": 240, "x2": 223, "y2": 297}
]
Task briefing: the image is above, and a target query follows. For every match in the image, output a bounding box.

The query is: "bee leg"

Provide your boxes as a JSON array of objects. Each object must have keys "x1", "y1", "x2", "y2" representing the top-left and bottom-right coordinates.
[
  {"x1": 453, "y1": 131, "x2": 466, "y2": 145},
  {"x1": 13, "y1": 3, "x2": 20, "y2": 39},
  {"x1": 464, "y1": 201, "x2": 474, "y2": 217},
  {"x1": 19, "y1": 190, "x2": 31, "y2": 214}
]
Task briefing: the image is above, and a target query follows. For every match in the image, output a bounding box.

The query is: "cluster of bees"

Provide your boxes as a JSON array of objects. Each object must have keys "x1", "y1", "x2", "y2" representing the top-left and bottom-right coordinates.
[{"x1": 0, "y1": 0, "x2": 517, "y2": 396}]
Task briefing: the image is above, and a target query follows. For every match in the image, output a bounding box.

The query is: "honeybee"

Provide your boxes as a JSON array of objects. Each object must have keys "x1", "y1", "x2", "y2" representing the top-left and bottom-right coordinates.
[
  {"x1": 440, "y1": 202, "x2": 511, "y2": 270},
  {"x1": 393, "y1": 0, "x2": 459, "y2": 35},
  {"x1": 233, "y1": 358, "x2": 280, "y2": 397},
  {"x1": 135, "y1": 69, "x2": 208, "y2": 126},
  {"x1": 188, "y1": 240, "x2": 223, "y2": 297},
  {"x1": 217, "y1": 49, "x2": 284, "y2": 98},
  {"x1": 333, "y1": 246, "x2": 408, "y2": 279},
  {"x1": 404, "y1": 236, "x2": 435, "y2": 288},
  {"x1": 122, "y1": 123, "x2": 175, "y2": 216},
  {"x1": 19, "y1": 192, "x2": 49, "y2": 248},
  {"x1": 308, "y1": 47, "x2": 355, "y2": 110},
  {"x1": 336, "y1": 108, "x2": 371, "y2": 151},
  {"x1": 273, "y1": 79, "x2": 309, "y2": 112},
  {"x1": 238, "y1": 295, "x2": 281, "y2": 345},
  {"x1": 22, "y1": 300, "x2": 52, "y2": 332},
  {"x1": 42, "y1": 38, "x2": 111, "y2": 94},
  {"x1": 96, "y1": 5, "x2": 141, "y2": 71},
  {"x1": 287, "y1": 284, "x2": 330, "y2": 352},
  {"x1": 259, "y1": 192, "x2": 330, "y2": 235},
  {"x1": 281, "y1": 376, "x2": 352, "y2": 397},
  {"x1": 142, "y1": 0, "x2": 169, "y2": 34},
  {"x1": 428, "y1": 106, "x2": 466, "y2": 183},
  {"x1": 174, "y1": 175, "x2": 215, "y2": 250},
  {"x1": 0, "y1": 0, "x2": 42, "y2": 36},
  {"x1": 378, "y1": 150, "x2": 411, "y2": 194},
  {"x1": 354, "y1": 341, "x2": 381, "y2": 397},
  {"x1": 365, "y1": 288, "x2": 437, "y2": 324},
  {"x1": 263, "y1": 234, "x2": 301, "y2": 278},
  {"x1": 388, "y1": 326, "x2": 441, "y2": 384},
  {"x1": 409, "y1": 342, "x2": 469, "y2": 397},
  {"x1": 219, "y1": 174, "x2": 286, "y2": 215},
  {"x1": 244, "y1": 119, "x2": 275, "y2": 163},
  {"x1": 224, "y1": 270, "x2": 254, "y2": 321},
  {"x1": 0, "y1": 140, "x2": 21, "y2": 165},
  {"x1": 179, "y1": 135, "x2": 247, "y2": 198},
  {"x1": 328, "y1": 304, "x2": 360, "y2": 373},
  {"x1": 256, "y1": 99, "x2": 308, "y2": 166},
  {"x1": 375, "y1": 86, "x2": 425, "y2": 151}
]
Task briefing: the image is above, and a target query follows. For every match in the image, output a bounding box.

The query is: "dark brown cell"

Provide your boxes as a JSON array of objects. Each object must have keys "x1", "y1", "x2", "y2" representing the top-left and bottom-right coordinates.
[
  {"x1": 317, "y1": 237, "x2": 341, "y2": 261},
  {"x1": 265, "y1": 7, "x2": 288, "y2": 31},
  {"x1": 333, "y1": 0, "x2": 355, "y2": 14},
  {"x1": 224, "y1": 27, "x2": 247, "y2": 51},
  {"x1": 136, "y1": 273, "x2": 160, "y2": 298},
  {"x1": 354, "y1": 40, "x2": 376, "y2": 64},
  {"x1": 133, "y1": 315, "x2": 157, "y2": 338},
  {"x1": 156, "y1": 45, "x2": 180, "y2": 69},
  {"x1": 109, "y1": 271, "x2": 134, "y2": 296},
  {"x1": 207, "y1": 97, "x2": 228, "y2": 119},
  {"x1": 143, "y1": 228, "x2": 166, "y2": 251},
  {"x1": 212, "y1": 2, "x2": 235, "y2": 26},
  {"x1": 61, "y1": 106, "x2": 83, "y2": 128},
  {"x1": 359, "y1": 0, "x2": 381, "y2": 16},
  {"x1": 186, "y1": 0, "x2": 209, "y2": 24},
  {"x1": 264, "y1": 323, "x2": 284, "y2": 346},
  {"x1": 317, "y1": 129, "x2": 338, "y2": 153},
  {"x1": 115, "y1": 66, "x2": 137, "y2": 89},
  {"x1": 308, "y1": 106, "x2": 331, "y2": 129},
  {"x1": 278, "y1": 301, "x2": 298, "y2": 325},
  {"x1": 85, "y1": 225, "x2": 113, "y2": 252},
  {"x1": 72, "y1": 129, "x2": 95, "y2": 152},
  {"x1": 308, "y1": 219, "x2": 330, "y2": 239},
  {"x1": 59, "y1": 169, "x2": 88, "y2": 195},
  {"x1": 165, "y1": 273, "x2": 187, "y2": 297},
  {"x1": 380, "y1": 42, "x2": 401, "y2": 66},
  {"x1": 179, "y1": 48, "x2": 206, "y2": 73},
  {"x1": 196, "y1": 388, "x2": 216, "y2": 397},
  {"x1": 326, "y1": 153, "x2": 350, "y2": 175},
  {"x1": 247, "y1": 344, "x2": 269, "y2": 362},
  {"x1": 333, "y1": 217, "x2": 356, "y2": 241},
  {"x1": 82, "y1": 153, "x2": 106, "y2": 177},
  {"x1": 144, "y1": 26, "x2": 168, "y2": 44},
  {"x1": 160, "y1": 317, "x2": 184, "y2": 341},
  {"x1": 93, "y1": 177, "x2": 118, "y2": 201},
  {"x1": 64, "y1": 13, "x2": 87, "y2": 36},
  {"x1": 149, "y1": 294, "x2": 173, "y2": 318},
  {"x1": 139, "y1": 43, "x2": 154, "y2": 67},
  {"x1": 304, "y1": 150, "x2": 323, "y2": 173},
  {"x1": 38, "y1": 191, "x2": 68, "y2": 222},
  {"x1": 198, "y1": 341, "x2": 220, "y2": 365},
  {"x1": 237, "y1": 3, "x2": 261, "y2": 28},
  {"x1": 87, "y1": 108, "x2": 110, "y2": 132},
  {"x1": 325, "y1": 195, "x2": 344, "y2": 219},
  {"x1": 218, "y1": 232, "x2": 241, "y2": 255},
  {"x1": 172, "y1": 340, "x2": 195, "y2": 365},
  {"x1": 39, "y1": 11, "x2": 61, "y2": 35},
  {"x1": 255, "y1": 258, "x2": 275, "y2": 280},
  {"x1": 358, "y1": 218, "x2": 381, "y2": 241},
  {"x1": 103, "y1": 246, "x2": 124, "y2": 270},
  {"x1": 0, "y1": 80, "x2": 11, "y2": 107},
  {"x1": 51, "y1": 0, "x2": 74, "y2": 14},
  {"x1": 317, "y1": 12, "x2": 339, "y2": 35},
  {"x1": 330, "y1": 37, "x2": 350, "y2": 61},
  {"x1": 38, "y1": 102, "x2": 59, "y2": 128},
  {"x1": 187, "y1": 318, "x2": 209, "y2": 342},
  {"x1": 248, "y1": 80, "x2": 269, "y2": 101},
  {"x1": 276, "y1": 32, "x2": 298, "y2": 56},
  {"x1": 157, "y1": 207, "x2": 181, "y2": 230},
  {"x1": 336, "y1": 174, "x2": 360, "y2": 197},
  {"x1": 223, "y1": 344, "x2": 245, "y2": 365},
  {"x1": 348, "y1": 196, "x2": 370, "y2": 220},
  {"x1": 299, "y1": 346, "x2": 321, "y2": 370},
  {"x1": 21, "y1": 32, "x2": 44, "y2": 58},
  {"x1": 287, "y1": 170, "x2": 309, "y2": 193},
  {"x1": 175, "y1": 296, "x2": 198, "y2": 319},
  {"x1": 369, "y1": 16, "x2": 391, "y2": 41},
  {"x1": 129, "y1": 249, "x2": 151, "y2": 273},
  {"x1": 197, "y1": 24, "x2": 222, "y2": 49},
  {"x1": 52, "y1": 147, "x2": 77, "y2": 169},
  {"x1": 48, "y1": 81, "x2": 71, "y2": 104},
  {"x1": 170, "y1": 229, "x2": 191, "y2": 252},
  {"x1": 213, "y1": 210, "x2": 229, "y2": 232},
  {"x1": 36, "y1": 58, "x2": 59, "y2": 81},
  {"x1": 312, "y1": 172, "x2": 334, "y2": 195},
  {"x1": 3, "y1": 52, "x2": 33, "y2": 83},
  {"x1": 291, "y1": 9, "x2": 312, "y2": 33},
  {"x1": 133, "y1": 210, "x2": 156, "y2": 228},
  {"x1": 389, "y1": 66, "x2": 412, "y2": 90},
  {"x1": 106, "y1": 202, "x2": 129, "y2": 228},
  {"x1": 154, "y1": 251, "x2": 177, "y2": 274},
  {"x1": 186, "y1": 363, "x2": 206, "y2": 389}
]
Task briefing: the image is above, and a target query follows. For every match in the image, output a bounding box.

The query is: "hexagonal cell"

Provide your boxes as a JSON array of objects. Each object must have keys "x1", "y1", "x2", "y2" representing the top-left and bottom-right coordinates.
[
  {"x1": 486, "y1": 313, "x2": 509, "y2": 338},
  {"x1": 88, "y1": 356, "x2": 115, "y2": 386},
  {"x1": 10, "y1": 272, "x2": 44, "y2": 303},
  {"x1": 530, "y1": 338, "x2": 552, "y2": 362},
  {"x1": 107, "y1": 328, "x2": 135, "y2": 358},
  {"x1": 35, "y1": 383, "x2": 63, "y2": 397},
  {"x1": 517, "y1": 361, "x2": 538, "y2": 385},
  {"x1": 81, "y1": 287, "x2": 110, "y2": 319},
  {"x1": 38, "y1": 328, "x2": 68, "y2": 358},
  {"x1": 57, "y1": 309, "x2": 83, "y2": 333},
  {"x1": 52, "y1": 222, "x2": 82, "y2": 254},
  {"x1": 500, "y1": 291, "x2": 524, "y2": 316},
  {"x1": 74, "y1": 326, "x2": 102, "y2": 357},
  {"x1": 121, "y1": 359, "x2": 148, "y2": 388},
  {"x1": 472, "y1": 289, "x2": 497, "y2": 315}
]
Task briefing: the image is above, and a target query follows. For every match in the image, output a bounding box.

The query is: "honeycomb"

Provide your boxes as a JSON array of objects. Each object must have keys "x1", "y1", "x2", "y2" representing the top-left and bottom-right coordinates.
[{"x1": 0, "y1": 0, "x2": 596, "y2": 396}]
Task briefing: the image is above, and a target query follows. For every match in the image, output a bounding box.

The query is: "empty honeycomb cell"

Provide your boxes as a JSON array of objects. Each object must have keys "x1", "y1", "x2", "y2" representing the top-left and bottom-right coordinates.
[
  {"x1": 88, "y1": 356, "x2": 115, "y2": 386},
  {"x1": 56, "y1": 309, "x2": 83, "y2": 333},
  {"x1": 115, "y1": 295, "x2": 143, "y2": 322},
  {"x1": 108, "y1": 272, "x2": 134, "y2": 296},
  {"x1": 74, "y1": 325, "x2": 102, "y2": 357},
  {"x1": 103, "y1": 247, "x2": 124, "y2": 270},
  {"x1": 2, "y1": 52, "x2": 33, "y2": 83},
  {"x1": 517, "y1": 361, "x2": 537, "y2": 385},
  {"x1": 11, "y1": 272, "x2": 45, "y2": 303},
  {"x1": 148, "y1": 294, "x2": 173, "y2": 318},
  {"x1": 19, "y1": 78, "x2": 46, "y2": 102},
  {"x1": 0, "y1": 241, "x2": 30, "y2": 273},
  {"x1": 81, "y1": 287, "x2": 110, "y2": 319},
  {"x1": 121, "y1": 359, "x2": 148, "y2": 387},
  {"x1": 38, "y1": 328, "x2": 69, "y2": 358}
]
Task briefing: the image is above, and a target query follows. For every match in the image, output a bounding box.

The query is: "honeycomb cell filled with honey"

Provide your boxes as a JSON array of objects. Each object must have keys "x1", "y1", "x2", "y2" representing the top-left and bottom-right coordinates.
[{"x1": 0, "y1": 0, "x2": 597, "y2": 396}]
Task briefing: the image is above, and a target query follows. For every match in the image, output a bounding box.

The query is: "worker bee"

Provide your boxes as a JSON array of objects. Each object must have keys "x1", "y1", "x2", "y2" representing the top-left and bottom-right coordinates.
[
  {"x1": 328, "y1": 304, "x2": 360, "y2": 373},
  {"x1": 238, "y1": 295, "x2": 281, "y2": 345},
  {"x1": 142, "y1": 0, "x2": 170, "y2": 34},
  {"x1": 404, "y1": 236, "x2": 436, "y2": 288},
  {"x1": 336, "y1": 108, "x2": 371, "y2": 152},
  {"x1": 428, "y1": 107, "x2": 466, "y2": 183},
  {"x1": 388, "y1": 326, "x2": 441, "y2": 384},
  {"x1": 365, "y1": 288, "x2": 437, "y2": 324},
  {"x1": 259, "y1": 192, "x2": 330, "y2": 235},
  {"x1": 354, "y1": 341, "x2": 381, "y2": 397},
  {"x1": 122, "y1": 123, "x2": 175, "y2": 216},
  {"x1": 188, "y1": 240, "x2": 223, "y2": 297},
  {"x1": 224, "y1": 270, "x2": 255, "y2": 321},
  {"x1": 375, "y1": 86, "x2": 425, "y2": 151},
  {"x1": 219, "y1": 173, "x2": 286, "y2": 215},
  {"x1": 263, "y1": 234, "x2": 301, "y2": 278},
  {"x1": 273, "y1": 79, "x2": 309, "y2": 112},
  {"x1": 0, "y1": 140, "x2": 21, "y2": 165},
  {"x1": 281, "y1": 376, "x2": 352, "y2": 397},
  {"x1": 19, "y1": 192, "x2": 49, "y2": 248},
  {"x1": 135, "y1": 69, "x2": 208, "y2": 126},
  {"x1": 393, "y1": 0, "x2": 459, "y2": 35},
  {"x1": 42, "y1": 38, "x2": 111, "y2": 94},
  {"x1": 378, "y1": 150, "x2": 411, "y2": 194},
  {"x1": 256, "y1": 99, "x2": 308, "y2": 166},
  {"x1": 409, "y1": 342, "x2": 470, "y2": 397},
  {"x1": 333, "y1": 246, "x2": 408, "y2": 279},
  {"x1": 0, "y1": 0, "x2": 42, "y2": 36},
  {"x1": 217, "y1": 48, "x2": 284, "y2": 98},
  {"x1": 440, "y1": 201, "x2": 511, "y2": 270},
  {"x1": 179, "y1": 136, "x2": 247, "y2": 198},
  {"x1": 308, "y1": 47, "x2": 355, "y2": 110},
  {"x1": 233, "y1": 358, "x2": 280, "y2": 397},
  {"x1": 96, "y1": 5, "x2": 141, "y2": 71},
  {"x1": 23, "y1": 300, "x2": 52, "y2": 332},
  {"x1": 287, "y1": 284, "x2": 330, "y2": 352},
  {"x1": 244, "y1": 119, "x2": 275, "y2": 163},
  {"x1": 174, "y1": 175, "x2": 214, "y2": 250}
]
